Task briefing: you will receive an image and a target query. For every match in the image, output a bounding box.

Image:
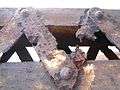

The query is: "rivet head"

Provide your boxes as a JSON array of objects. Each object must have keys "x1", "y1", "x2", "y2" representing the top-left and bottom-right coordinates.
[
  {"x1": 60, "y1": 67, "x2": 72, "y2": 80},
  {"x1": 95, "y1": 11, "x2": 104, "y2": 19},
  {"x1": 21, "y1": 9, "x2": 29, "y2": 18}
]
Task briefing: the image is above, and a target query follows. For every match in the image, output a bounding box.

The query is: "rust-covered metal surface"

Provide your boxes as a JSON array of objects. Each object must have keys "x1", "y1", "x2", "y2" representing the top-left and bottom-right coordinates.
[
  {"x1": 0, "y1": 8, "x2": 120, "y2": 90},
  {"x1": 74, "y1": 60, "x2": 120, "y2": 90},
  {"x1": 0, "y1": 61, "x2": 120, "y2": 90},
  {"x1": 0, "y1": 8, "x2": 79, "y2": 90},
  {"x1": 0, "y1": 62, "x2": 58, "y2": 90},
  {"x1": 1, "y1": 8, "x2": 120, "y2": 26},
  {"x1": 76, "y1": 8, "x2": 120, "y2": 51},
  {"x1": 1, "y1": 8, "x2": 120, "y2": 47}
]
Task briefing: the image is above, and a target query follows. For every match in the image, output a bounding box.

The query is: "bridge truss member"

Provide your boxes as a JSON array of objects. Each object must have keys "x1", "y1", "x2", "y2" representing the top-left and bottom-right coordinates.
[{"x1": 76, "y1": 7, "x2": 120, "y2": 60}]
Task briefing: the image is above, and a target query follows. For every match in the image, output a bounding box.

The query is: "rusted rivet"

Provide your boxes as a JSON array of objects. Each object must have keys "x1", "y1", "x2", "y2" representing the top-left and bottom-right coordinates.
[
  {"x1": 60, "y1": 67, "x2": 72, "y2": 80},
  {"x1": 21, "y1": 9, "x2": 29, "y2": 18},
  {"x1": 95, "y1": 11, "x2": 103, "y2": 19}
]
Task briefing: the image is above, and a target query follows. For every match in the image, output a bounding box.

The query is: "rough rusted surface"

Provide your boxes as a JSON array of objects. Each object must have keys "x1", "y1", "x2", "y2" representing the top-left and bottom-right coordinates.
[
  {"x1": 69, "y1": 46, "x2": 86, "y2": 71},
  {"x1": 0, "y1": 61, "x2": 120, "y2": 90},
  {"x1": 0, "y1": 8, "x2": 16, "y2": 26},
  {"x1": 1, "y1": 8, "x2": 120, "y2": 48},
  {"x1": 0, "y1": 62, "x2": 58, "y2": 90},
  {"x1": 44, "y1": 50, "x2": 78, "y2": 90},
  {"x1": 73, "y1": 60, "x2": 120, "y2": 90},
  {"x1": 1, "y1": 7, "x2": 120, "y2": 89},
  {"x1": 16, "y1": 8, "x2": 78, "y2": 89},
  {"x1": 0, "y1": 13, "x2": 23, "y2": 53},
  {"x1": 0, "y1": 8, "x2": 79, "y2": 89},
  {"x1": 76, "y1": 7, "x2": 120, "y2": 51},
  {"x1": 1, "y1": 8, "x2": 120, "y2": 26},
  {"x1": 12, "y1": 8, "x2": 57, "y2": 59},
  {"x1": 0, "y1": 8, "x2": 57, "y2": 54}
]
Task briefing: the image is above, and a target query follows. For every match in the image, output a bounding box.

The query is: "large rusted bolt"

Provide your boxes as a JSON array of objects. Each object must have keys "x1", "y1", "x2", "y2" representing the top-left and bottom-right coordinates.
[
  {"x1": 60, "y1": 67, "x2": 72, "y2": 80},
  {"x1": 95, "y1": 11, "x2": 104, "y2": 19},
  {"x1": 21, "y1": 9, "x2": 29, "y2": 18}
]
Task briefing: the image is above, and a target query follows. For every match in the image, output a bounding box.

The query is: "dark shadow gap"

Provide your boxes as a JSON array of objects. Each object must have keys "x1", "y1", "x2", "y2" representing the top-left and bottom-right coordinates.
[
  {"x1": 87, "y1": 31, "x2": 119, "y2": 60},
  {"x1": 0, "y1": 34, "x2": 33, "y2": 63}
]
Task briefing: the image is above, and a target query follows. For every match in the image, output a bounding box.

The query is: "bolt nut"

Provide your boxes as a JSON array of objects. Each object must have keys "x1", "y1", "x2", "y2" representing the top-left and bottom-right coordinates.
[{"x1": 60, "y1": 67, "x2": 72, "y2": 80}]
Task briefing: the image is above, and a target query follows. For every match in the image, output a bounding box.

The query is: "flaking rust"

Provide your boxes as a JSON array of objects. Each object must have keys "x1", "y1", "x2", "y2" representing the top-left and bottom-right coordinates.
[
  {"x1": 17, "y1": 8, "x2": 78, "y2": 89},
  {"x1": 0, "y1": 7, "x2": 83, "y2": 90},
  {"x1": 0, "y1": 10, "x2": 23, "y2": 53},
  {"x1": 44, "y1": 50, "x2": 78, "y2": 90},
  {"x1": 76, "y1": 7, "x2": 120, "y2": 51},
  {"x1": 70, "y1": 45, "x2": 86, "y2": 71}
]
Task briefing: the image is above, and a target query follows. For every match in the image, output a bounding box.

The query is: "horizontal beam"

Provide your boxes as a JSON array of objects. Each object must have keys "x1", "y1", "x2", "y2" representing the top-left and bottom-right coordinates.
[
  {"x1": 1, "y1": 8, "x2": 120, "y2": 26},
  {"x1": 0, "y1": 62, "x2": 57, "y2": 90},
  {"x1": 0, "y1": 60, "x2": 120, "y2": 90},
  {"x1": 74, "y1": 60, "x2": 120, "y2": 90},
  {"x1": 0, "y1": 8, "x2": 119, "y2": 47}
]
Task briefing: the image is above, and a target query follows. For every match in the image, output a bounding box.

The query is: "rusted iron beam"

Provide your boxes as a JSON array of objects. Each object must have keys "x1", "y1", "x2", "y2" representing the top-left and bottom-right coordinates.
[
  {"x1": 76, "y1": 7, "x2": 120, "y2": 50},
  {"x1": 1, "y1": 8, "x2": 120, "y2": 26},
  {"x1": 76, "y1": 8, "x2": 120, "y2": 60},
  {"x1": 0, "y1": 8, "x2": 80, "y2": 90},
  {"x1": 0, "y1": 62, "x2": 58, "y2": 90},
  {"x1": 74, "y1": 60, "x2": 120, "y2": 90},
  {"x1": 0, "y1": 61, "x2": 120, "y2": 90},
  {"x1": 0, "y1": 7, "x2": 120, "y2": 90},
  {"x1": 0, "y1": 8, "x2": 120, "y2": 48},
  {"x1": 0, "y1": 34, "x2": 33, "y2": 62}
]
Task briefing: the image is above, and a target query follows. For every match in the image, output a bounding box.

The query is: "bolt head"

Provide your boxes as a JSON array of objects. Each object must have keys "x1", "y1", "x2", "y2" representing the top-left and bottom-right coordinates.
[
  {"x1": 60, "y1": 67, "x2": 72, "y2": 80},
  {"x1": 95, "y1": 11, "x2": 104, "y2": 19},
  {"x1": 21, "y1": 9, "x2": 29, "y2": 18}
]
